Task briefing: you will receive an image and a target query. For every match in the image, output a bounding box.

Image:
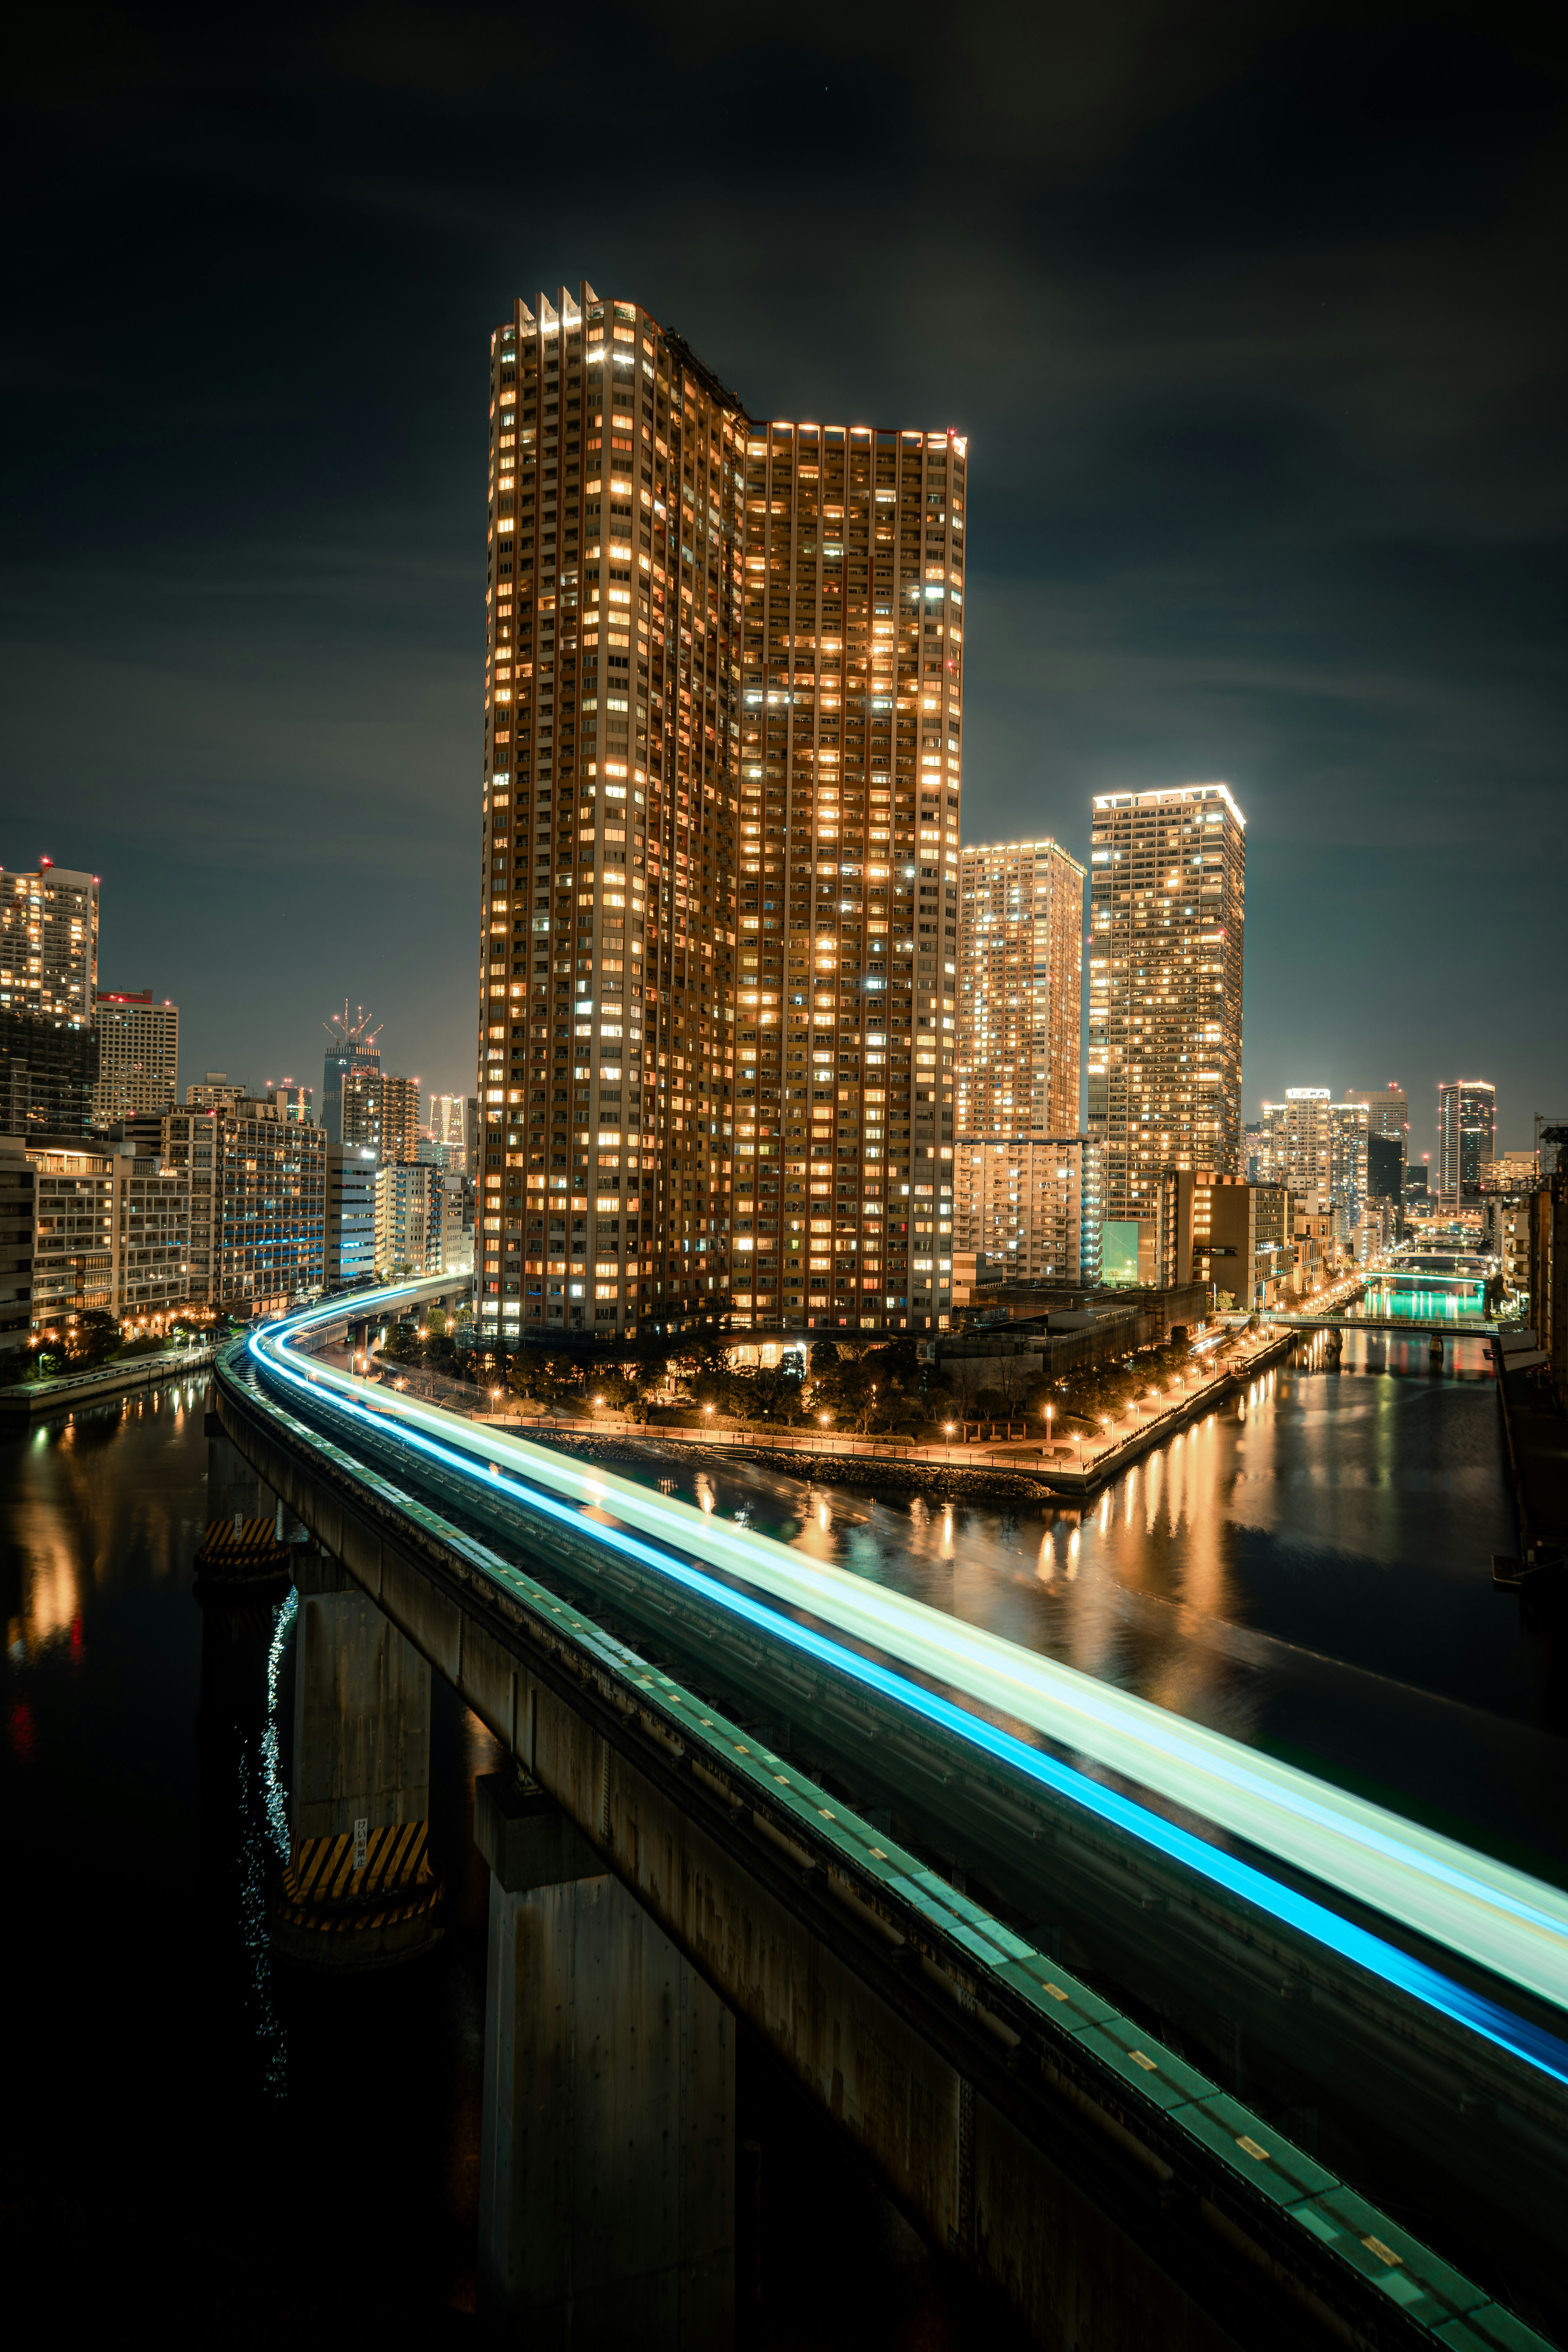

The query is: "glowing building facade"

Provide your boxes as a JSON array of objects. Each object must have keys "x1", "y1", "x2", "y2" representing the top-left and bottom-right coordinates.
[
  {"x1": 1438, "y1": 1080, "x2": 1497, "y2": 1205},
  {"x1": 92, "y1": 990, "x2": 178, "y2": 1126},
  {"x1": 956, "y1": 1134, "x2": 1101, "y2": 1286},
  {"x1": 0, "y1": 861, "x2": 99, "y2": 1022},
  {"x1": 957, "y1": 838, "x2": 1082, "y2": 1139},
  {"x1": 733, "y1": 419, "x2": 965, "y2": 1333},
  {"x1": 474, "y1": 281, "x2": 967, "y2": 1339},
  {"x1": 1087, "y1": 784, "x2": 1245, "y2": 1219}
]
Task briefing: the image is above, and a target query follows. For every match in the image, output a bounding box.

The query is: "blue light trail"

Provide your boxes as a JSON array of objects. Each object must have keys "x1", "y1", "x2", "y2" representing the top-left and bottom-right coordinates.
[{"x1": 247, "y1": 1286, "x2": 1568, "y2": 2084}]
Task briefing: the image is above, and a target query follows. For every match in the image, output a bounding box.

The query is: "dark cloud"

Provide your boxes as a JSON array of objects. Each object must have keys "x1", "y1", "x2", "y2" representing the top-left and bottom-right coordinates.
[{"x1": 2, "y1": 0, "x2": 1564, "y2": 1143}]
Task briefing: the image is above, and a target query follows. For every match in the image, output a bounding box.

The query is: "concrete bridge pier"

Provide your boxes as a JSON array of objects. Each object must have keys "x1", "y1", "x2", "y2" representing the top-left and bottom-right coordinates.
[
  {"x1": 206, "y1": 1423, "x2": 270, "y2": 1526},
  {"x1": 271, "y1": 1557, "x2": 442, "y2": 1968},
  {"x1": 474, "y1": 1771, "x2": 735, "y2": 2348}
]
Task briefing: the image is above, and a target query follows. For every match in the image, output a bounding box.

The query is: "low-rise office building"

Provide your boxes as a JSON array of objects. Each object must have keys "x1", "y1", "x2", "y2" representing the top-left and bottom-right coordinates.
[
  {"x1": 1156, "y1": 1168, "x2": 1293, "y2": 1310},
  {"x1": 327, "y1": 1143, "x2": 378, "y2": 1289}
]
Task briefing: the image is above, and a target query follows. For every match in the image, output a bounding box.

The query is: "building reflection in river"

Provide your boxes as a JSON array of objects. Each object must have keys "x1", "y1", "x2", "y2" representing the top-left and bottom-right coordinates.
[{"x1": 621, "y1": 1329, "x2": 1568, "y2": 1887}]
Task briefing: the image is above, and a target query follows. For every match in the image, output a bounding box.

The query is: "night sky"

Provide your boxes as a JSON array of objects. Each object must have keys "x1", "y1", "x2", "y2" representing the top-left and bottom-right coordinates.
[{"x1": 4, "y1": 4, "x2": 1563, "y2": 1155}]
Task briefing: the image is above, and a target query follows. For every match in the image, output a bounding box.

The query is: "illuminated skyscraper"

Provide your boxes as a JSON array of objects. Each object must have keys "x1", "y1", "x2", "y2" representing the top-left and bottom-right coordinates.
[
  {"x1": 957, "y1": 838, "x2": 1082, "y2": 1138},
  {"x1": 474, "y1": 281, "x2": 968, "y2": 1340},
  {"x1": 1344, "y1": 1082, "x2": 1408, "y2": 1160},
  {"x1": 1259, "y1": 1089, "x2": 1331, "y2": 1201},
  {"x1": 477, "y1": 284, "x2": 742, "y2": 1342},
  {"x1": 1438, "y1": 1079, "x2": 1496, "y2": 1204},
  {"x1": 1087, "y1": 784, "x2": 1245, "y2": 1218},
  {"x1": 323, "y1": 1007, "x2": 382, "y2": 1149},
  {"x1": 428, "y1": 1093, "x2": 467, "y2": 1153},
  {"x1": 0, "y1": 860, "x2": 98, "y2": 1022},
  {"x1": 92, "y1": 990, "x2": 178, "y2": 1125},
  {"x1": 381, "y1": 1073, "x2": 420, "y2": 1165},
  {"x1": 735, "y1": 418, "x2": 967, "y2": 1334}
]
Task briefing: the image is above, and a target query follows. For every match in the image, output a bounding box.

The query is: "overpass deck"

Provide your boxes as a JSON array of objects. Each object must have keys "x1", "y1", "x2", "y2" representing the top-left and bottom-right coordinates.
[
  {"x1": 220, "y1": 1281, "x2": 1567, "y2": 2349},
  {"x1": 1263, "y1": 1313, "x2": 1501, "y2": 1336}
]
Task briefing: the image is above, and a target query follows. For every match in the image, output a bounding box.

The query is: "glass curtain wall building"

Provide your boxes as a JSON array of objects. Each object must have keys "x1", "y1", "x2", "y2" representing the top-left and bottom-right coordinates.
[{"x1": 1438, "y1": 1080, "x2": 1497, "y2": 1205}]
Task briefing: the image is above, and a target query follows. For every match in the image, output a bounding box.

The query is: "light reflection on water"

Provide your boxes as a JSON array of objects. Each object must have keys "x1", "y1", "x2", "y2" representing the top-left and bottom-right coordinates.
[
  {"x1": 1356, "y1": 1278, "x2": 1490, "y2": 1323},
  {"x1": 612, "y1": 1330, "x2": 1568, "y2": 1882}
]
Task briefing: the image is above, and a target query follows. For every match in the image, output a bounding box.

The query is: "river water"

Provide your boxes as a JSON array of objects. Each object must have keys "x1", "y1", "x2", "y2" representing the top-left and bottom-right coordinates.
[
  {"x1": 639, "y1": 1325, "x2": 1568, "y2": 1886},
  {"x1": 2, "y1": 1326, "x2": 1560, "y2": 2332}
]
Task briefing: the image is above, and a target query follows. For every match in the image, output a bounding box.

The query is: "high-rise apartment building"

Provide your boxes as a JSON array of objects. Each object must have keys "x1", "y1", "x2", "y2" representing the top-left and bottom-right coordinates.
[
  {"x1": 1438, "y1": 1080, "x2": 1496, "y2": 1204},
  {"x1": 374, "y1": 1159, "x2": 443, "y2": 1276},
  {"x1": 0, "y1": 861, "x2": 99, "y2": 1022},
  {"x1": 211, "y1": 1100, "x2": 325, "y2": 1312},
  {"x1": 956, "y1": 1135, "x2": 1101, "y2": 1287},
  {"x1": 381, "y1": 1073, "x2": 420, "y2": 1165},
  {"x1": 340, "y1": 1064, "x2": 383, "y2": 1158},
  {"x1": 24, "y1": 1140, "x2": 118, "y2": 1326},
  {"x1": 734, "y1": 416, "x2": 966, "y2": 1334},
  {"x1": 477, "y1": 283, "x2": 738, "y2": 1342},
  {"x1": 92, "y1": 990, "x2": 178, "y2": 1125},
  {"x1": 957, "y1": 839, "x2": 1083, "y2": 1138},
  {"x1": 474, "y1": 281, "x2": 967, "y2": 1343},
  {"x1": 1256, "y1": 1088, "x2": 1367, "y2": 1221},
  {"x1": 1087, "y1": 784, "x2": 1245, "y2": 1220}
]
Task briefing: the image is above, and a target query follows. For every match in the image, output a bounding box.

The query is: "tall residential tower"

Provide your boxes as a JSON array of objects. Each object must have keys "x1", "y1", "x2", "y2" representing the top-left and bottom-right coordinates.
[
  {"x1": 1087, "y1": 784, "x2": 1245, "y2": 1220},
  {"x1": 92, "y1": 990, "x2": 178, "y2": 1125},
  {"x1": 1438, "y1": 1080, "x2": 1496, "y2": 1205},
  {"x1": 734, "y1": 418, "x2": 967, "y2": 1333},
  {"x1": 474, "y1": 281, "x2": 968, "y2": 1343},
  {"x1": 0, "y1": 860, "x2": 99, "y2": 1022},
  {"x1": 956, "y1": 838, "x2": 1083, "y2": 1139}
]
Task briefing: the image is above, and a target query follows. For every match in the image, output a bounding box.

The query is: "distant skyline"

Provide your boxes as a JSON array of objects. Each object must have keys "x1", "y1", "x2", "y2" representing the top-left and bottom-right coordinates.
[{"x1": 4, "y1": 4, "x2": 1562, "y2": 1152}]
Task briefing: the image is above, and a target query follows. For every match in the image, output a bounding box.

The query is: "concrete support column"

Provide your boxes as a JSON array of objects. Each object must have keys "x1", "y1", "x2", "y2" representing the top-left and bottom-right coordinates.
[
  {"x1": 271, "y1": 1557, "x2": 442, "y2": 1968},
  {"x1": 476, "y1": 1772, "x2": 734, "y2": 2348},
  {"x1": 206, "y1": 1425, "x2": 269, "y2": 1527}
]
